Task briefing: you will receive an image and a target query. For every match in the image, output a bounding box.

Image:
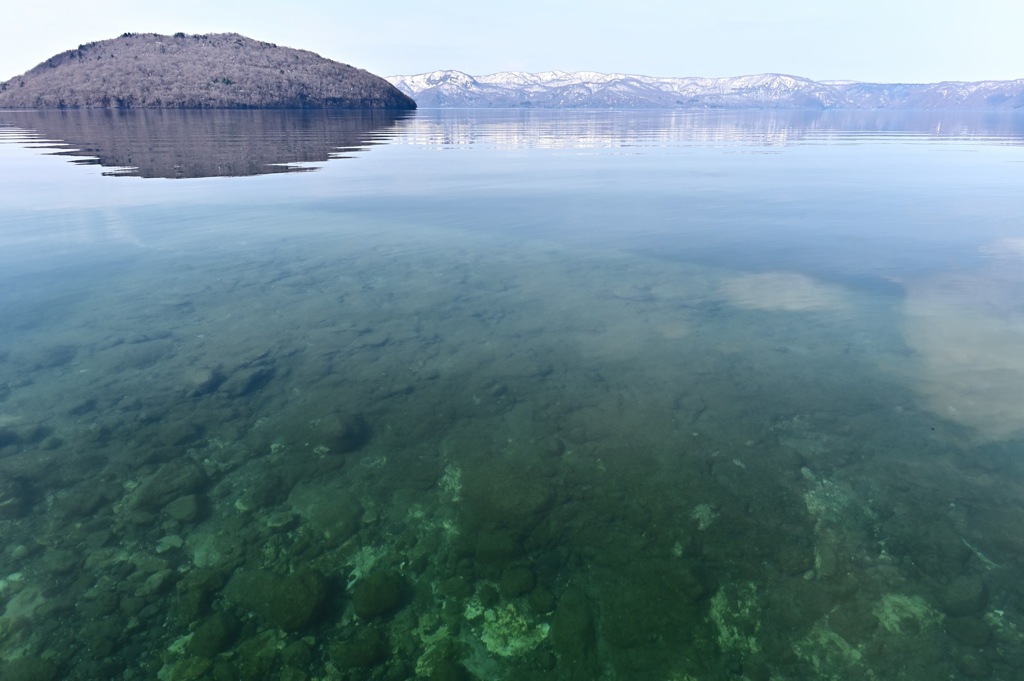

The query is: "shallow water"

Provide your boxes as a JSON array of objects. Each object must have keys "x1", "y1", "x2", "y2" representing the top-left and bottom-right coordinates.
[{"x1": 1, "y1": 108, "x2": 1023, "y2": 680}]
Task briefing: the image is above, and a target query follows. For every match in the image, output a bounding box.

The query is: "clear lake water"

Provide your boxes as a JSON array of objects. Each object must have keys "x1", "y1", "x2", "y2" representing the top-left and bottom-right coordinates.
[{"x1": 1, "y1": 108, "x2": 1023, "y2": 680}]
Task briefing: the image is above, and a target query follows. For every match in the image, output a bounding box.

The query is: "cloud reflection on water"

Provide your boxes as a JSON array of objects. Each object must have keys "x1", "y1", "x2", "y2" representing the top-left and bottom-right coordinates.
[
  {"x1": 719, "y1": 271, "x2": 850, "y2": 312},
  {"x1": 903, "y1": 240, "x2": 1024, "y2": 442}
]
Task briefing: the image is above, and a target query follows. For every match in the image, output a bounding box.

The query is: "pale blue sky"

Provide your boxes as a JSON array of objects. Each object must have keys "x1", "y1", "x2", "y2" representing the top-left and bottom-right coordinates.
[{"x1": 1, "y1": 0, "x2": 1020, "y2": 83}]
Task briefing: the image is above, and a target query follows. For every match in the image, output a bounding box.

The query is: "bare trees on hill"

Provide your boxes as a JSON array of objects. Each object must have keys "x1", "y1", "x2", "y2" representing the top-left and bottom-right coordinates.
[{"x1": 0, "y1": 33, "x2": 416, "y2": 110}]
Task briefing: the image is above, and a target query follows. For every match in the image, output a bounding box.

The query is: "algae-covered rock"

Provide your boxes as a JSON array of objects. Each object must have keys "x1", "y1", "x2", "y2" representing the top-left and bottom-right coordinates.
[
  {"x1": 165, "y1": 494, "x2": 201, "y2": 523},
  {"x1": 236, "y1": 468, "x2": 293, "y2": 512},
  {"x1": 224, "y1": 568, "x2": 327, "y2": 630},
  {"x1": 136, "y1": 568, "x2": 176, "y2": 598},
  {"x1": 470, "y1": 529, "x2": 523, "y2": 569},
  {"x1": 187, "y1": 611, "x2": 241, "y2": 658},
  {"x1": 279, "y1": 667, "x2": 310, "y2": 681},
  {"x1": 945, "y1": 616, "x2": 991, "y2": 647},
  {"x1": 462, "y1": 459, "x2": 555, "y2": 534},
  {"x1": 429, "y1": 657, "x2": 472, "y2": 681},
  {"x1": 318, "y1": 412, "x2": 371, "y2": 453},
  {"x1": 220, "y1": 366, "x2": 275, "y2": 398},
  {"x1": 156, "y1": 420, "x2": 205, "y2": 448},
  {"x1": 328, "y1": 627, "x2": 388, "y2": 670},
  {"x1": 234, "y1": 631, "x2": 281, "y2": 680},
  {"x1": 164, "y1": 657, "x2": 212, "y2": 681},
  {"x1": 477, "y1": 602, "x2": 549, "y2": 657},
  {"x1": 1, "y1": 656, "x2": 59, "y2": 681},
  {"x1": 551, "y1": 588, "x2": 597, "y2": 679},
  {"x1": 940, "y1": 575, "x2": 988, "y2": 617},
  {"x1": 528, "y1": 586, "x2": 557, "y2": 615},
  {"x1": 769, "y1": 578, "x2": 831, "y2": 629},
  {"x1": 438, "y1": 576, "x2": 473, "y2": 600},
  {"x1": 540, "y1": 437, "x2": 566, "y2": 457},
  {"x1": 954, "y1": 650, "x2": 993, "y2": 679},
  {"x1": 351, "y1": 571, "x2": 407, "y2": 619},
  {"x1": 601, "y1": 569, "x2": 707, "y2": 651},
  {"x1": 188, "y1": 367, "x2": 227, "y2": 397},
  {"x1": 281, "y1": 639, "x2": 314, "y2": 668},
  {"x1": 499, "y1": 566, "x2": 536, "y2": 598},
  {"x1": 828, "y1": 600, "x2": 879, "y2": 643},
  {"x1": 872, "y1": 593, "x2": 941, "y2": 634},
  {"x1": 130, "y1": 459, "x2": 207, "y2": 511},
  {"x1": 0, "y1": 426, "x2": 23, "y2": 450},
  {"x1": 477, "y1": 583, "x2": 500, "y2": 608},
  {"x1": 173, "y1": 567, "x2": 229, "y2": 622},
  {"x1": 39, "y1": 548, "x2": 79, "y2": 576},
  {"x1": 288, "y1": 481, "x2": 363, "y2": 537},
  {"x1": 53, "y1": 481, "x2": 113, "y2": 517},
  {"x1": 0, "y1": 477, "x2": 33, "y2": 519}
]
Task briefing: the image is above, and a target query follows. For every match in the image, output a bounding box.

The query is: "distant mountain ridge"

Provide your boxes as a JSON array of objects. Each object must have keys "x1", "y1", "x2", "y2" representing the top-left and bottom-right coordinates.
[
  {"x1": 0, "y1": 33, "x2": 416, "y2": 110},
  {"x1": 387, "y1": 70, "x2": 1024, "y2": 109}
]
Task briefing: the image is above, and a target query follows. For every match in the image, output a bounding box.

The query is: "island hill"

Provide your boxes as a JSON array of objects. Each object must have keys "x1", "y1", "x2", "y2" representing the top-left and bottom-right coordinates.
[{"x1": 0, "y1": 32, "x2": 416, "y2": 110}]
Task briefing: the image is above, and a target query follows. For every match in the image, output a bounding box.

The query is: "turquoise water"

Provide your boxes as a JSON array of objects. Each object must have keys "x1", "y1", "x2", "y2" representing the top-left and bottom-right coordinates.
[{"x1": 1, "y1": 109, "x2": 1023, "y2": 680}]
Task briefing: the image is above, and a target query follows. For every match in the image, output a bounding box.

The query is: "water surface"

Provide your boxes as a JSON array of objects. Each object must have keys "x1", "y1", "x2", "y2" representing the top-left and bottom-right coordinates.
[{"x1": 1, "y1": 109, "x2": 1023, "y2": 680}]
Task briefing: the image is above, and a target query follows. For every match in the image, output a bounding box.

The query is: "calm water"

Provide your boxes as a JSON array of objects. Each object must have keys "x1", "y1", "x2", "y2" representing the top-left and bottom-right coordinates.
[{"x1": 1, "y1": 108, "x2": 1023, "y2": 680}]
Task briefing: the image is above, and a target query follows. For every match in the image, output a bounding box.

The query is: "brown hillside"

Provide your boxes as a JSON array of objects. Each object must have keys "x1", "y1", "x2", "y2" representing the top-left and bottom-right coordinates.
[{"x1": 0, "y1": 32, "x2": 416, "y2": 110}]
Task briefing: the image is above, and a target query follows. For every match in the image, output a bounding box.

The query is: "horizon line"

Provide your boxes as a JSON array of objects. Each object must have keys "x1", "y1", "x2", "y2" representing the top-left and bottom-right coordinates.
[{"x1": 387, "y1": 69, "x2": 1024, "y2": 87}]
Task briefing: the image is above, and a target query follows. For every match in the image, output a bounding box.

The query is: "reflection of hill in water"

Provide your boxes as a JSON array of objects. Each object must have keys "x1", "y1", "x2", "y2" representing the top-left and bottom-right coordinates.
[
  {"x1": 4, "y1": 109, "x2": 1021, "y2": 178},
  {"x1": 0, "y1": 109, "x2": 410, "y2": 178}
]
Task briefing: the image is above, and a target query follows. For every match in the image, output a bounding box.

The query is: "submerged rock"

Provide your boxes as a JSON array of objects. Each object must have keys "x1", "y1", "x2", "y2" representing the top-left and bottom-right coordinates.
[
  {"x1": 187, "y1": 611, "x2": 241, "y2": 658},
  {"x1": 499, "y1": 566, "x2": 536, "y2": 598},
  {"x1": 0, "y1": 477, "x2": 33, "y2": 519},
  {"x1": 320, "y1": 412, "x2": 371, "y2": 453},
  {"x1": 954, "y1": 650, "x2": 993, "y2": 679},
  {"x1": 428, "y1": 657, "x2": 472, "y2": 681},
  {"x1": 551, "y1": 588, "x2": 598, "y2": 679},
  {"x1": 828, "y1": 600, "x2": 879, "y2": 643},
  {"x1": 219, "y1": 366, "x2": 275, "y2": 397},
  {"x1": 461, "y1": 458, "x2": 555, "y2": 534},
  {"x1": 940, "y1": 575, "x2": 988, "y2": 616},
  {"x1": 281, "y1": 639, "x2": 313, "y2": 668},
  {"x1": 328, "y1": 627, "x2": 389, "y2": 670},
  {"x1": 156, "y1": 420, "x2": 205, "y2": 447},
  {"x1": 53, "y1": 481, "x2": 114, "y2": 518},
  {"x1": 172, "y1": 568, "x2": 228, "y2": 622},
  {"x1": 1, "y1": 656, "x2": 59, "y2": 681},
  {"x1": 223, "y1": 568, "x2": 327, "y2": 631},
  {"x1": 187, "y1": 367, "x2": 227, "y2": 397},
  {"x1": 470, "y1": 529, "x2": 523, "y2": 568},
  {"x1": 164, "y1": 494, "x2": 201, "y2": 523},
  {"x1": 130, "y1": 459, "x2": 208, "y2": 511},
  {"x1": 0, "y1": 426, "x2": 23, "y2": 449},
  {"x1": 234, "y1": 630, "x2": 282, "y2": 679},
  {"x1": 351, "y1": 570, "x2": 407, "y2": 619},
  {"x1": 288, "y1": 481, "x2": 363, "y2": 537},
  {"x1": 945, "y1": 616, "x2": 991, "y2": 647},
  {"x1": 39, "y1": 548, "x2": 80, "y2": 576},
  {"x1": 528, "y1": 586, "x2": 557, "y2": 615}
]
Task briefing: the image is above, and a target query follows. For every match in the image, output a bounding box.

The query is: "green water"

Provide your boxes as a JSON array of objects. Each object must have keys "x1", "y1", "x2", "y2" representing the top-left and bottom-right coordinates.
[{"x1": 1, "y1": 109, "x2": 1023, "y2": 680}]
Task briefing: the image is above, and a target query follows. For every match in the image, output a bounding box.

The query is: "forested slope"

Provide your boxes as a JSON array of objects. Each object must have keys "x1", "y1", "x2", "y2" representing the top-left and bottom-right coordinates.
[{"x1": 0, "y1": 33, "x2": 416, "y2": 109}]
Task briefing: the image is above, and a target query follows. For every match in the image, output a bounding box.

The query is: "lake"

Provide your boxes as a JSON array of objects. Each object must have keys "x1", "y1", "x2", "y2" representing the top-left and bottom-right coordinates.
[{"x1": 1, "y1": 108, "x2": 1023, "y2": 680}]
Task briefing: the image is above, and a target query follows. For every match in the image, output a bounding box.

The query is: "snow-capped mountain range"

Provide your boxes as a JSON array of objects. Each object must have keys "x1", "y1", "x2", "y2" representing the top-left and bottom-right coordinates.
[{"x1": 386, "y1": 70, "x2": 1024, "y2": 109}]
